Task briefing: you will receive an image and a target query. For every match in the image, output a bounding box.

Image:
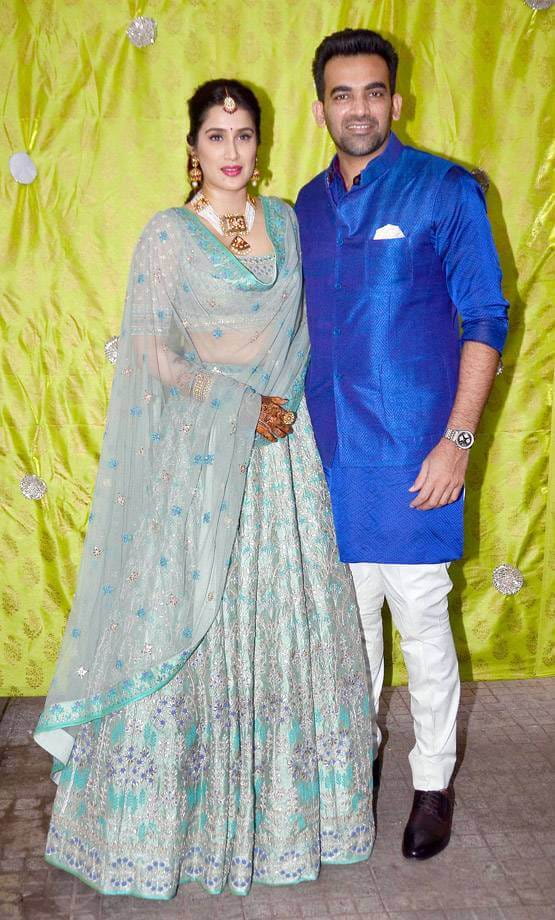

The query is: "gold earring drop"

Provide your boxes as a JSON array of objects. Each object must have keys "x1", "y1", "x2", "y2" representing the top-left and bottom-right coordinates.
[
  {"x1": 251, "y1": 158, "x2": 261, "y2": 188},
  {"x1": 188, "y1": 154, "x2": 202, "y2": 189}
]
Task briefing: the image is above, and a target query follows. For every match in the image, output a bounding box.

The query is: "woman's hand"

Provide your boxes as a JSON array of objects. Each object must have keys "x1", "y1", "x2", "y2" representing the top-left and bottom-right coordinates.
[{"x1": 256, "y1": 396, "x2": 296, "y2": 442}]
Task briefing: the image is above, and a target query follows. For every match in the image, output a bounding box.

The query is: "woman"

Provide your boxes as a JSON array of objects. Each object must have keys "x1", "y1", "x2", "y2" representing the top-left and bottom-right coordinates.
[{"x1": 35, "y1": 79, "x2": 374, "y2": 898}]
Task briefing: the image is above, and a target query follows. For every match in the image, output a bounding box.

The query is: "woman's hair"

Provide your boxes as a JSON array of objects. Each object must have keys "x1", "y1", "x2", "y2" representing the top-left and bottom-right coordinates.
[
  {"x1": 186, "y1": 79, "x2": 261, "y2": 147},
  {"x1": 312, "y1": 29, "x2": 398, "y2": 101},
  {"x1": 185, "y1": 79, "x2": 261, "y2": 202}
]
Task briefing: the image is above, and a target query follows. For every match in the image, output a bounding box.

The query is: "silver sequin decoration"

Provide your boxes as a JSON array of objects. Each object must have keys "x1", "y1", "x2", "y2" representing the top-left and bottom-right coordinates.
[
  {"x1": 471, "y1": 168, "x2": 490, "y2": 194},
  {"x1": 496, "y1": 358, "x2": 504, "y2": 376},
  {"x1": 492, "y1": 564, "x2": 524, "y2": 596},
  {"x1": 20, "y1": 474, "x2": 47, "y2": 500},
  {"x1": 104, "y1": 336, "x2": 119, "y2": 365},
  {"x1": 9, "y1": 152, "x2": 38, "y2": 184},
  {"x1": 523, "y1": 0, "x2": 554, "y2": 9},
  {"x1": 126, "y1": 17, "x2": 157, "y2": 47}
]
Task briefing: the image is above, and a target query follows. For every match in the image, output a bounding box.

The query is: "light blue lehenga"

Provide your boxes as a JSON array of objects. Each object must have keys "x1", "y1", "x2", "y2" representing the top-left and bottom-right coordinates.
[{"x1": 35, "y1": 197, "x2": 375, "y2": 897}]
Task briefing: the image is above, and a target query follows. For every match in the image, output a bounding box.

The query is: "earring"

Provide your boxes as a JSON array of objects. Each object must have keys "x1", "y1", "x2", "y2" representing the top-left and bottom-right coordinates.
[
  {"x1": 251, "y1": 158, "x2": 261, "y2": 188},
  {"x1": 188, "y1": 154, "x2": 202, "y2": 189}
]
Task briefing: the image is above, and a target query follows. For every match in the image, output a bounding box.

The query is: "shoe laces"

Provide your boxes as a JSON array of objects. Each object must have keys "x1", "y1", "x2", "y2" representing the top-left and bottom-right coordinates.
[{"x1": 418, "y1": 790, "x2": 447, "y2": 817}]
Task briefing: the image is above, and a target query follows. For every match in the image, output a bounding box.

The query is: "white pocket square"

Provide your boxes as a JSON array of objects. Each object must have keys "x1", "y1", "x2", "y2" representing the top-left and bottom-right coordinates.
[{"x1": 373, "y1": 224, "x2": 405, "y2": 240}]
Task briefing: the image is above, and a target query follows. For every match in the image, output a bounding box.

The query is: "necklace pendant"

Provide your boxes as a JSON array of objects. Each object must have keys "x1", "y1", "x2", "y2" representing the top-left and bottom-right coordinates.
[
  {"x1": 221, "y1": 214, "x2": 248, "y2": 235},
  {"x1": 229, "y1": 235, "x2": 251, "y2": 253}
]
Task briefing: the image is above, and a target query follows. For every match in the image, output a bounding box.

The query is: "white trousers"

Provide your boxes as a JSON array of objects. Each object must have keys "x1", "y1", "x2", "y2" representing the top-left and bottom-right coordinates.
[{"x1": 349, "y1": 562, "x2": 460, "y2": 791}]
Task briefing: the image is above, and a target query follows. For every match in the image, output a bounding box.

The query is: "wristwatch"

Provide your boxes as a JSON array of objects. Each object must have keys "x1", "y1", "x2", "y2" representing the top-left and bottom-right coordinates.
[{"x1": 443, "y1": 427, "x2": 475, "y2": 449}]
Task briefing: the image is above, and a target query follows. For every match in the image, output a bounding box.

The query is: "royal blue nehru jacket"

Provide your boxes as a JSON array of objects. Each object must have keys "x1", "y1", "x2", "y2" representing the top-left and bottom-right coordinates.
[{"x1": 295, "y1": 132, "x2": 509, "y2": 564}]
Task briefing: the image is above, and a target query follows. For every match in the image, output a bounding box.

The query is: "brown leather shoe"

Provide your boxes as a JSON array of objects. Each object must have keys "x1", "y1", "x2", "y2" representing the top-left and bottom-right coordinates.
[{"x1": 402, "y1": 788, "x2": 454, "y2": 860}]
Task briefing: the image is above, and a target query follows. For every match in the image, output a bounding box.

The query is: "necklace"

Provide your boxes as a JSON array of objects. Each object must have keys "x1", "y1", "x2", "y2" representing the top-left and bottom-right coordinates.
[{"x1": 191, "y1": 192, "x2": 256, "y2": 253}]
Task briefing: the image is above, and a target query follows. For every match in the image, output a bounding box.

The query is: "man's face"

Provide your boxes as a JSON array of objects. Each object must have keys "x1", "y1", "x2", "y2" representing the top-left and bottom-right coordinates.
[{"x1": 313, "y1": 54, "x2": 402, "y2": 158}]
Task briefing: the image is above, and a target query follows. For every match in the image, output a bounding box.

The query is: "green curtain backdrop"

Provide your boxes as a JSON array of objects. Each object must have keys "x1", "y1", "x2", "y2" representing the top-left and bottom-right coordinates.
[{"x1": 1, "y1": 0, "x2": 553, "y2": 694}]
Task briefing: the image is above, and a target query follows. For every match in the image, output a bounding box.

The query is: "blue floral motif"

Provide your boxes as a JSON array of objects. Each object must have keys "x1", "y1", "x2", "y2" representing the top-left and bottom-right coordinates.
[
  {"x1": 122, "y1": 533, "x2": 133, "y2": 543},
  {"x1": 170, "y1": 506, "x2": 182, "y2": 516},
  {"x1": 158, "y1": 230, "x2": 168, "y2": 241},
  {"x1": 137, "y1": 274, "x2": 145, "y2": 284},
  {"x1": 102, "y1": 585, "x2": 114, "y2": 596},
  {"x1": 71, "y1": 628, "x2": 81, "y2": 638},
  {"x1": 130, "y1": 406, "x2": 142, "y2": 417},
  {"x1": 191, "y1": 570, "x2": 200, "y2": 580},
  {"x1": 212, "y1": 328, "x2": 223, "y2": 338},
  {"x1": 109, "y1": 856, "x2": 135, "y2": 889},
  {"x1": 151, "y1": 432, "x2": 161, "y2": 442},
  {"x1": 202, "y1": 512, "x2": 211, "y2": 524},
  {"x1": 193, "y1": 454, "x2": 214, "y2": 465},
  {"x1": 136, "y1": 608, "x2": 146, "y2": 618},
  {"x1": 115, "y1": 660, "x2": 124, "y2": 670},
  {"x1": 159, "y1": 557, "x2": 168, "y2": 568},
  {"x1": 108, "y1": 459, "x2": 118, "y2": 469}
]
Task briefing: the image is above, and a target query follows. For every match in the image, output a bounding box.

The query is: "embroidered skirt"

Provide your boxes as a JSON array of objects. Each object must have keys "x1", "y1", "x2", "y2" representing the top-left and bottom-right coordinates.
[{"x1": 44, "y1": 401, "x2": 374, "y2": 898}]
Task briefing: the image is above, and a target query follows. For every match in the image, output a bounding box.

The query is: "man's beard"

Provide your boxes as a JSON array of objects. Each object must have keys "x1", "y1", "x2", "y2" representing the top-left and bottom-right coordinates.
[{"x1": 332, "y1": 117, "x2": 390, "y2": 158}]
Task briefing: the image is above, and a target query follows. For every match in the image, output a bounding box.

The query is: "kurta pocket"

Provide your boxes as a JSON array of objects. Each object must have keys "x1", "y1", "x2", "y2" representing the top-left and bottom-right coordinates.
[{"x1": 365, "y1": 237, "x2": 412, "y2": 286}]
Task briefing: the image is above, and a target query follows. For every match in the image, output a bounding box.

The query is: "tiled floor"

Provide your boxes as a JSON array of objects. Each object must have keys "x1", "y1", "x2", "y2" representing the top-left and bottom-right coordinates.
[{"x1": 0, "y1": 679, "x2": 554, "y2": 920}]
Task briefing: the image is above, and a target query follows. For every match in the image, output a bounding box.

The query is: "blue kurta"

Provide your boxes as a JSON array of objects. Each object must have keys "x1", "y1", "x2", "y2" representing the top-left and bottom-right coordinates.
[{"x1": 295, "y1": 133, "x2": 509, "y2": 564}]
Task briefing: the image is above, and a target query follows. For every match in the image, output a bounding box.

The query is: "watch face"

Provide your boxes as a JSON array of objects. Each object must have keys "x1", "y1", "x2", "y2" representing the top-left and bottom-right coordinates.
[{"x1": 456, "y1": 430, "x2": 474, "y2": 449}]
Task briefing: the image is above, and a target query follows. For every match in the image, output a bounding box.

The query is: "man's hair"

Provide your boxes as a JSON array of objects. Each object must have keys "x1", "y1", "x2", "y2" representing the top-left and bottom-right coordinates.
[{"x1": 312, "y1": 29, "x2": 399, "y2": 101}]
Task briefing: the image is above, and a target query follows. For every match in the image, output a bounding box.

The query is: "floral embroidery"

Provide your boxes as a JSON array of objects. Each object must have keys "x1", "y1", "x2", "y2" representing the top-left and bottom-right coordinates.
[{"x1": 193, "y1": 454, "x2": 215, "y2": 465}]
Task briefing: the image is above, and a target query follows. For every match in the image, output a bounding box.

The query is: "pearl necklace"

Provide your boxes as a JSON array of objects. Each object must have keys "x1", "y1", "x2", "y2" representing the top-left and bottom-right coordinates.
[{"x1": 191, "y1": 191, "x2": 256, "y2": 253}]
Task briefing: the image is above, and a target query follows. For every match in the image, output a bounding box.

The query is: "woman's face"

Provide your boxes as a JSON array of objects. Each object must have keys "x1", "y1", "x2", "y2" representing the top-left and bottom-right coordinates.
[{"x1": 192, "y1": 105, "x2": 258, "y2": 196}]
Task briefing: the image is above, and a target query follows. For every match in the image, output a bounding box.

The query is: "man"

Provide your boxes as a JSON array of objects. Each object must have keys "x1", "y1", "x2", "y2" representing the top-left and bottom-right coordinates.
[{"x1": 295, "y1": 29, "x2": 508, "y2": 860}]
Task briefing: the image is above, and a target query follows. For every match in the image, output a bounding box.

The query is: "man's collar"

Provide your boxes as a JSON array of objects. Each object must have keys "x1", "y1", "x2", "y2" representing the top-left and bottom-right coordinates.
[{"x1": 326, "y1": 132, "x2": 404, "y2": 191}]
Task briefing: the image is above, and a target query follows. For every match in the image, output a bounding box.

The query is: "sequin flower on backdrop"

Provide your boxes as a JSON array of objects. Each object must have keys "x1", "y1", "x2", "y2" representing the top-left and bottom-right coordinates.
[
  {"x1": 20, "y1": 475, "x2": 47, "y2": 500},
  {"x1": 471, "y1": 168, "x2": 490, "y2": 195},
  {"x1": 9, "y1": 152, "x2": 37, "y2": 184},
  {"x1": 104, "y1": 336, "x2": 119, "y2": 365},
  {"x1": 492, "y1": 564, "x2": 524, "y2": 596},
  {"x1": 523, "y1": 0, "x2": 554, "y2": 10},
  {"x1": 126, "y1": 17, "x2": 157, "y2": 47}
]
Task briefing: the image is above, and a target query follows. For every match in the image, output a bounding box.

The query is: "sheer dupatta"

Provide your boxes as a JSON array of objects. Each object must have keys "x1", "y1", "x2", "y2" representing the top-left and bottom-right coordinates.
[{"x1": 35, "y1": 198, "x2": 309, "y2": 775}]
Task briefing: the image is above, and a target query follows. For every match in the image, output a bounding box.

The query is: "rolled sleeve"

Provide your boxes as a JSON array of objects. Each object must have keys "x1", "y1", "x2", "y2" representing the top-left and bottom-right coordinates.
[{"x1": 433, "y1": 166, "x2": 509, "y2": 354}]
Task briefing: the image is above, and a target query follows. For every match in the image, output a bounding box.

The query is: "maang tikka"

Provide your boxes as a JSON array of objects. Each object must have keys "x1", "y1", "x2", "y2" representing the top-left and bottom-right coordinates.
[{"x1": 222, "y1": 88, "x2": 237, "y2": 114}]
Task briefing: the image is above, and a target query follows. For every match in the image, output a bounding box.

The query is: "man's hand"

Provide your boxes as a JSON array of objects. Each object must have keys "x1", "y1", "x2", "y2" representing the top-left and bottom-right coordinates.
[{"x1": 409, "y1": 439, "x2": 469, "y2": 510}]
